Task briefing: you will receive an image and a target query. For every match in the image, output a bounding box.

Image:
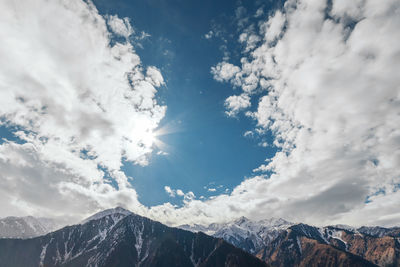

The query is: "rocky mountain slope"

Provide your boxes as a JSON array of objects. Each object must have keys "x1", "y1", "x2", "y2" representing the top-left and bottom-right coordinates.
[
  {"x1": 0, "y1": 208, "x2": 267, "y2": 267},
  {"x1": 0, "y1": 216, "x2": 62, "y2": 239},
  {"x1": 181, "y1": 217, "x2": 400, "y2": 267}
]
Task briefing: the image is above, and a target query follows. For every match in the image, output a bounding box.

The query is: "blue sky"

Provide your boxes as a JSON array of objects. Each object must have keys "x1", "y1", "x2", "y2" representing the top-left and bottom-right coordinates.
[
  {"x1": 0, "y1": 0, "x2": 399, "y2": 227},
  {"x1": 93, "y1": 0, "x2": 278, "y2": 206}
]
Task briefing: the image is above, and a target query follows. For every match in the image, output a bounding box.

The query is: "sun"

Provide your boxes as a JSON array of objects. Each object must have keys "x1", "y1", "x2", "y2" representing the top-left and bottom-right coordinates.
[
  {"x1": 140, "y1": 130, "x2": 156, "y2": 148},
  {"x1": 136, "y1": 119, "x2": 178, "y2": 153}
]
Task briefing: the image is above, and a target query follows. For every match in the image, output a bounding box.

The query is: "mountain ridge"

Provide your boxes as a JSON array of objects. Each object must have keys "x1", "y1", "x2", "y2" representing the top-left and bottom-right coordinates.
[
  {"x1": 0, "y1": 209, "x2": 267, "y2": 267},
  {"x1": 179, "y1": 217, "x2": 400, "y2": 267},
  {"x1": 1, "y1": 209, "x2": 399, "y2": 266}
]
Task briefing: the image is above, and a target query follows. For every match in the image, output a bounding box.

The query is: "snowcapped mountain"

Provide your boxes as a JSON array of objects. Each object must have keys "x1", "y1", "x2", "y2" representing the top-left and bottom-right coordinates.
[
  {"x1": 81, "y1": 206, "x2": 132, "y2": 224},
  {"x1": 0, "y1": 207, "x2": 129, "y2": 239},
  {"x1": 357, "y1": 225, "x2": 400, "y2": 238},
  {"x1": 0, "y1": 216, "x2": 62, "y2": 239},
  {"x1": 1, "y1": 209, "x2": 398, "y2": 266},
  {"x1": 0, "y1": 209, "x2": 267, "y2": 267},
  {"x1": 180, "y1": 218, "x2": 400, "y2": 267},
  {"x1": 179, "y1": 216, "x2": 293, "y2": 254}
]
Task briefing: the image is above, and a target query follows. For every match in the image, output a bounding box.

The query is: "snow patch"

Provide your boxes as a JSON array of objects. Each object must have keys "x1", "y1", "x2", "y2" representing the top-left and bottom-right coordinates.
[{"x1": 81, "y1": 207, "x2": 132, "y2": 224}]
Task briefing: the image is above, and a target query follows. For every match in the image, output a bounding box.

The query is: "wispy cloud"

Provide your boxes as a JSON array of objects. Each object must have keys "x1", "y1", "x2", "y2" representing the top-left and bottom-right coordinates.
[{"x1": 164, "y1": 186, "x2": 175, "y2": 197}]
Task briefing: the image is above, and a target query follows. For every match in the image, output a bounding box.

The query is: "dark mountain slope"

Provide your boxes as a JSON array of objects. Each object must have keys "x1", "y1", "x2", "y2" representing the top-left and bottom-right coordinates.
[{"x1": 0, "y1": 210, "x2": 267, "y2": 267}]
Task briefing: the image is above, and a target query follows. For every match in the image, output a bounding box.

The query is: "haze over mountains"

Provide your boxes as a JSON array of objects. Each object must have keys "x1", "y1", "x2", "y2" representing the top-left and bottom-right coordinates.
[
  {"x1": 1, "y1": 207, "x2": 399, "y2": 266},
  {"x1": 0, "y1": 216, "x2": 62, "y2": 239}
]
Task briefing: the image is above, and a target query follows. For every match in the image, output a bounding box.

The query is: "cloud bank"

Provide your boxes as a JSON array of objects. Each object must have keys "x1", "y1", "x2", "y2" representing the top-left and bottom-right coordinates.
[
  {"x1": 149, "y1": 0, "x2": 400, "y2": 227},
  {"x1": 203, "y1": 0, "x2": 400, "y2": 227},
  {"x1": 0, "y1": 0, "x2": 165, "y2": 220}
]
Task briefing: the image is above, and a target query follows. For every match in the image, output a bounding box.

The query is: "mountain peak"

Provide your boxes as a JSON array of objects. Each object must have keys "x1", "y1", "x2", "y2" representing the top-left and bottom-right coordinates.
[
  {"x1": 233, "y1": 216, "x2": 250, "y2": 225},
  {"x1": 81, "y1": 206, "x2": 133, "y2": 224},
  {"x1": 258, "y1": 217, "x2": 292, "y2": 227}
]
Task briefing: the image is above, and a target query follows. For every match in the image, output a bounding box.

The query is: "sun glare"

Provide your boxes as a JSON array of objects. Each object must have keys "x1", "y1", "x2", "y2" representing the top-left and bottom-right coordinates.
[{"x1": 140, "y1": 130, "x2": 156, "y2": 147}]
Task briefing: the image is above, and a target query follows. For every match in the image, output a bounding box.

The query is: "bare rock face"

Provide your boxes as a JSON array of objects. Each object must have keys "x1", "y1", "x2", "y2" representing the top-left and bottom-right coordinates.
[
  {"x1": 298, "y1": 237, "x2": 374, "y2": 267},
  {"x1": 258, "y1": 224, "x2": 400, "y2": 267},
  {"x1": 256, "y1": 225, "x2": 377, "y2": 267},
  {"x1": 328, "y1": 228, "x2": 400, "y2": 266}
]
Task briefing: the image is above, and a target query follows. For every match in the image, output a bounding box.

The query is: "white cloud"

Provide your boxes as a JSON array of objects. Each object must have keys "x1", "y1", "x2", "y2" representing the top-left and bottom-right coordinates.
[
  {"x1": 146, "y1": 66, "x2": 165, "y2": 87},
  {"x1": 164, "y1": 186, "x2": 175, "y2": 197},
  {"x1": 224, "y1": 94, "x2": 251, "y2": 117},
  {"x1": 261, "y1": 10, "x2": 285, "y2": 43},
  {"x1": 176, "y1": 189, "x2": 185, "y2": 196},
  {"x1": 1, "y1": 0, "x2": 399, "y2": 229},
  {"x1": 211, "y1": 62, "x2": 241, "y2": 82},
  {"x1": 204, "y1": 30, "x2": 213, "y2": 39},
  {"x1": 107, "y1": 15, "x2": 134, "y2": 38},
  {"x1": 203, "y1": 0, "x2": 400, "y2": 227},
  {"x1": 208, "y1": 188, "x2": 216, "y2": 192},
  {"x1": 0, "y1": 0, "x2": 164, "y2": 219},
  {"x1": 239, "y1": 32, "x2": 261, "y2": 52},
  {"x1": 243, "y1": 130, "x2": 253, "y2": 138},
  {"x1": 255, "y1": 7, "x2": 264, "y2": 18},
  {"x1": 146, "y1": 0, "x2": 400, "y2": 228},
  {"x1": 157, "y1": 150, "x2": 169, "y2": 156},
  {"x1": 184, "y1": 191, "x2": 196, "y2": 202}
]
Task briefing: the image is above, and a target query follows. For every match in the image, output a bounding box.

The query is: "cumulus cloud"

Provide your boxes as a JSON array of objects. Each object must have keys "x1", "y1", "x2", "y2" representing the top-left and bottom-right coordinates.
[
  {"x1": 0, "y1": 0, "x2": 164, "y2": 219},
  {"x1": 211, "y1": 62, "x2": 241, "y2": 82},
  {"x1": 107, "y1": 15, "x2": 134, "y2": 38},
  {"x1": 148, "y1": 0, "x2": 400, "y2": 228},
  {"x1": 146, "y1": 66, "x2": 165, "y2": 87},
  {"x1": 164, "y1": 186, "x2": 175, "y2": 197},
  {"x1": 224, "y1": 94, "x2": 251, "y2": 117},
  {"x1": 205, "y1": 0, "x2": 400, "y2": 227},
  {"x1": 260, "y1": 10, "x2": 285, "y2": 43},
  {"x1": 176, "y1": 189, "x2": 185, "y2": 197},
  {"x1": 239, "y1": 32, "x2": 261, "y2": 52}
]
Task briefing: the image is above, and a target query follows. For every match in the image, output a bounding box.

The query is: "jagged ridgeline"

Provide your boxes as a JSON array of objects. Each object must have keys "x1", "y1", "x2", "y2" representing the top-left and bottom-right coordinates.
[
  {"x1": 1, "y1": 208, "x2": 399, "y2": 267},
  {"x1": 180, "y1": 217, "x2": 400, "y2": 267},
  {"x1": 0, "y1": 208, "x2": 267, "y2": 267}
]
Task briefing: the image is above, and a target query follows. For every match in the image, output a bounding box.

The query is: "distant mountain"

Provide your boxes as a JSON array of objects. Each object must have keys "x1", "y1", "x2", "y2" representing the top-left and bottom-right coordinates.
[
  {"x1": 0, "y1": 208, "x2": 267, "y2": 267},
  {"x1": 358, "y1": 225, "x2": 400, "y2": 238},
  {"x1": 0, "y1": 216, "x2": 62, "y2": 239},
  {"x1": 181, "y1": 218, "x2": 400, "y2": 267},
  {"x1": 259, "y1": 224, "x2": 377, "y2": 267},
  {"x1": 179, "y1": 216, "x2": 292, "y2": 254}
]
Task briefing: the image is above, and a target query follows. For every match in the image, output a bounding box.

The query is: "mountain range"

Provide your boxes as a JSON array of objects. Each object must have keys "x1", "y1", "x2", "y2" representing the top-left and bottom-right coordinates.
[
  {"x1": 0, "y1": 207, "x2": 265, "y2": 267},
  {"x1": 0, "y1": 216, "x2": 62, "y2": 239},
  {"x1": 180, "y1": 217, "x2": 400, "y2": 266},
  {"x1": 0, "y1": 208, "x2": 399, "y2": 266}
]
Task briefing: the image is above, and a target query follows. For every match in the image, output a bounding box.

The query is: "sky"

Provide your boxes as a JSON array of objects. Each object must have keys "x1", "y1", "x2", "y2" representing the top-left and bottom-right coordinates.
[{"x1": 0, "y1": 0, "x2": 399, "y2": 227}]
